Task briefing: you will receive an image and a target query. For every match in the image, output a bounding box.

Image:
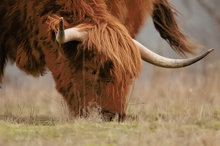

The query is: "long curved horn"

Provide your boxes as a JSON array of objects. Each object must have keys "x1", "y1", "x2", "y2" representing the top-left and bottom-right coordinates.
[
  {"x1": 56, "y1": 17, "x2": 86, "y2": 44},
  {"x1": 133, "y1": 39, "x2": 214, "y2": 68},
  {"x1": 56, "y1": 17, "x2": 213, "y2": 68}
]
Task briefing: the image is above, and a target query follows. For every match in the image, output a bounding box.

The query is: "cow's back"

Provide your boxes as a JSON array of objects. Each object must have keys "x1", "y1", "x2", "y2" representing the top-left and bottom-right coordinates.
[{"x1": 105, "y1": 0, "x2": 154, "y2": 37}]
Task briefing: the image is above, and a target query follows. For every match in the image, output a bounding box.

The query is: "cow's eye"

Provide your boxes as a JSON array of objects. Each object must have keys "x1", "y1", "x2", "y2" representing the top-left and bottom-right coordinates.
[{"x1": 92, "y1": 70, "x2": 96, "y2": 75}]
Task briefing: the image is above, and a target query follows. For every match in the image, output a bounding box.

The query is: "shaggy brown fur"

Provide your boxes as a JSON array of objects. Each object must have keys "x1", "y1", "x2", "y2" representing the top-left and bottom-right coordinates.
[
  {"x1": 152, "y1": 0, "x2": 199, "y2": 56},
  {"x1": 0, "y1": 0, "x2": 198, "y2": 121}
]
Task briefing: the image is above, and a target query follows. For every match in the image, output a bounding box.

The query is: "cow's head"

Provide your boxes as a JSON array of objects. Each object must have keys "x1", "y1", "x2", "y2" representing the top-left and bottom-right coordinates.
[{"x1": 45, "y1": 16, "x2": 213, "y2": 121}]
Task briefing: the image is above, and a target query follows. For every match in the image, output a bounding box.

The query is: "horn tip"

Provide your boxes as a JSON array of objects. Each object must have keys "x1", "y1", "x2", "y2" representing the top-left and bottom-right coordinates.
[
  {"x1": 208, "y1": 48, "x2": 214, "y2": 52},
  {"x1": 205, "y1": 48, "x2": 215, "y2": 55},
  {"x1": 60, "y1": 17, "x2": 64, "y2": 24}
]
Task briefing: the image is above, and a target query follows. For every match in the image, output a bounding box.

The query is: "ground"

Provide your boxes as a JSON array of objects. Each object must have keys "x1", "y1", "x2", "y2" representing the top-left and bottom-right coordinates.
[{"x1": 0, "y1": 56, "x2": 219, "y2": 146}]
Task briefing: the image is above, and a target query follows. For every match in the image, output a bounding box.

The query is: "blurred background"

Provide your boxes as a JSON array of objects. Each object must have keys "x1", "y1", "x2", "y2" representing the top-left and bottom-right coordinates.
[
  {"x1": 134, "y1": 0, "x2": 220, "y2": 92},
  {"x1": 0, "y1": 0, "x2": 219, "y2": 117}
]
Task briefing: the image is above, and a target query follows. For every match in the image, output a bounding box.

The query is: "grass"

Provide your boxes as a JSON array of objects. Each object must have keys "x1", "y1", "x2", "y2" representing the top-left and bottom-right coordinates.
[
  {"x1": 0, "y1": 120, "x2": 138, "y2": 146},
  {"x1": 0, "y1": 56, "x2": 219, "y2": 146},
  {"x1": 0, "y1": 110, "x2": 220, "y2": 146}
]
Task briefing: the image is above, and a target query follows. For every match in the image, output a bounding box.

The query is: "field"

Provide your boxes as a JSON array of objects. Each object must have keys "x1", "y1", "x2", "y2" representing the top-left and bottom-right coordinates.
[{"x1": 0, "y1": 55, "x2": 219, "y2": 146}]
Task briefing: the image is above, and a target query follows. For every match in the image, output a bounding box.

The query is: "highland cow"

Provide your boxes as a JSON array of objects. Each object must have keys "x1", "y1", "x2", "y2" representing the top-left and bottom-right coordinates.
[{"x1": 0, "y1": 0, "x2": 213, "y2": 121}]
